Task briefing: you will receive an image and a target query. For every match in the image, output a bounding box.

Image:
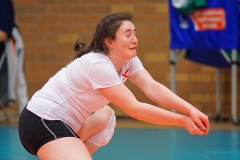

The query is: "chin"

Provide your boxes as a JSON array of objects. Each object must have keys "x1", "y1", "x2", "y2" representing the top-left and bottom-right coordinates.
[
  {"x1": 126, "y1": 51, "x2": 137, "y2": 59},
  {"x1": 132, "y1": 52, "x2": 137, "y2": 57}
]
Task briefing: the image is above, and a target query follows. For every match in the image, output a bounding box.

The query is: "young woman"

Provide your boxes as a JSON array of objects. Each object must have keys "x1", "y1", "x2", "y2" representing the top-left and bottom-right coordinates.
[{"x1": 18, "y1": 13, "x2": 209, "y2": 160}]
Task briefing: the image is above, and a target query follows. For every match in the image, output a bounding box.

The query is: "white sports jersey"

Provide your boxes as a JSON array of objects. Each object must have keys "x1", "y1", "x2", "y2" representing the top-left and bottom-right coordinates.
[{"x1": 27, "y1": 52, "x2": 144, "y2": 132}]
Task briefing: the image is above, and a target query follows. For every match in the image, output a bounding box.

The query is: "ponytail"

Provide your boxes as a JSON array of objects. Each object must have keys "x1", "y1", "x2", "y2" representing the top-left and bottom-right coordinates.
[{"x1": 73, "y1": 38, "x2": 90, "y2": 59}]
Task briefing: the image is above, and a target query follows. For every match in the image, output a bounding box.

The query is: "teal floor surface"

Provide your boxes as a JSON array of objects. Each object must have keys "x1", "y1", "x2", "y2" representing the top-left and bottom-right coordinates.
[{"x1": 1, "y1": 126, "x2": 240, "y2": 160}]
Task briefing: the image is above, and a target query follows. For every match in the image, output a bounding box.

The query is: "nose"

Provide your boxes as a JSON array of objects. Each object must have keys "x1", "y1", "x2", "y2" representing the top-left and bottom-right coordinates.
[{"x1": 132, "y1": 35, "x2": 138, "y2": 45}]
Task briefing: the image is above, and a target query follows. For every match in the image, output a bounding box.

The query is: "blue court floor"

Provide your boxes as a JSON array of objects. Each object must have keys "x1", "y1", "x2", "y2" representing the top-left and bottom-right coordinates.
[{"x1": 1, "y1": 125, "x2": 240, "y2": 160}]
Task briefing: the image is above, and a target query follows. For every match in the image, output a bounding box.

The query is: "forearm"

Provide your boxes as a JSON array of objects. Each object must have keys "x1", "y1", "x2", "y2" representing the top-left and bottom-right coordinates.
[
  {"x1": 128, "y1": 102, "x2": 185, "y2": 127},
  {"x1": 146, "y1": 82, "x2": 196, "y2": 116}
]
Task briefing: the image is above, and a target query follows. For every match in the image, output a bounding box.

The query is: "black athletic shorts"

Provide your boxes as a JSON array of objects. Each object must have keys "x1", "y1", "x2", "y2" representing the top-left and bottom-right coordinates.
[{"x1": 18, "y1": 106, "x2": 80, "y2": 155}]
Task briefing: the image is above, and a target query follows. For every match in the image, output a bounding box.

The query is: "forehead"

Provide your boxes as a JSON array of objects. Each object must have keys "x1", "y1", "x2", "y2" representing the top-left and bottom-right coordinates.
[{"x1": 117, "y1": 20, "x2": 136, "y2": 32}]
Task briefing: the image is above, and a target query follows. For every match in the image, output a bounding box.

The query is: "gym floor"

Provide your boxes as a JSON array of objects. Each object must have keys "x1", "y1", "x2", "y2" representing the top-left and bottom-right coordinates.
[{"x1": 0, "y1": 117, "x2": 240, "y2": 160}]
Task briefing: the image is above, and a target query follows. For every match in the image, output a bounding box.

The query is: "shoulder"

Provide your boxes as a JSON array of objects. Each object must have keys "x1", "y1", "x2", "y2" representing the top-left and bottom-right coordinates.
[
  {"x1": 129, "y1": 56, "x2": 142, "y2": 63},
  {"x1": 74, "y1": 52, "x2": 106, "y2": 66},
  {"x1": 128, "y1": 56, "x2": 144, "y2": 69},
  {"x1": 73, "y1": 52, "x2": 114, "y2": 73},
  {"x1": 79, "y1": 52, "x2": 109, "y2": 63}
]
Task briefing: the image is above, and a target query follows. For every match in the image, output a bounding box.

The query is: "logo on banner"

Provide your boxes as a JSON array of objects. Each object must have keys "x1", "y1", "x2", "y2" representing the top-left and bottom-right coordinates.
[{"x1": 190, "y1": 8, "x2": 226, "y2": 31}]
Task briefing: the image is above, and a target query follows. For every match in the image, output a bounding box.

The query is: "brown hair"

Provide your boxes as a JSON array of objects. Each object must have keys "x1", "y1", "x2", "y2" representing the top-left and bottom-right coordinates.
[{"x1": 74, "y1": 12, "x2": 133, "y2": 59}]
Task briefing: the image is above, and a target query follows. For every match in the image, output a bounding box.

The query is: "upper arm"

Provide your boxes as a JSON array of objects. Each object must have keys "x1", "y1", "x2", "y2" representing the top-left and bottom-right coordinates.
[
  {"x1": 97, "y1": 83, "x2": 140, "y2": 116},
  {"x1": 128, "y1": 69, "x2": 156, "y2": 95}
]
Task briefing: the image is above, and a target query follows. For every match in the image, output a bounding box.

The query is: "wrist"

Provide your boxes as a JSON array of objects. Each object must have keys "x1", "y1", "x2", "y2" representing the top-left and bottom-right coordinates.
[
  {"x1": 189, "y1": 107, "x2": 200, "y2": 118},
  {"x1": 179, "y1": 114, "x2": 188, "y2": 127}
]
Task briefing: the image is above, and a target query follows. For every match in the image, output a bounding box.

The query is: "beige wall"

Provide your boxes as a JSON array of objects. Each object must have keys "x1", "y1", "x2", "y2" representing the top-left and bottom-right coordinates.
[{"x1": 13, "y1": 0, "x2": 239, "y2": 117}]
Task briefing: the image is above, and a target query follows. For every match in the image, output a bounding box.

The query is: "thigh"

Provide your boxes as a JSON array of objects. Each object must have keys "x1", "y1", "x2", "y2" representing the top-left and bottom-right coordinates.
[{"x1": 37, "y1": 137, "x2": 92, "y2": 160}]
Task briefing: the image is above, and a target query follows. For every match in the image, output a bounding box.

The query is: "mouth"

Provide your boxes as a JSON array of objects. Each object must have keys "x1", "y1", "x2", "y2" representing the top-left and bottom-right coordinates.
[{"x1": 130, "y1": 47, "x2": 137, "y2": 50}]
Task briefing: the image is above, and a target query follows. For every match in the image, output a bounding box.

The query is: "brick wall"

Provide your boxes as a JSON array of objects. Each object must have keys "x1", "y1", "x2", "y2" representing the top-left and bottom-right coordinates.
[{"x1": 12, "y1": 0, "x2": 240, "y2": 118}]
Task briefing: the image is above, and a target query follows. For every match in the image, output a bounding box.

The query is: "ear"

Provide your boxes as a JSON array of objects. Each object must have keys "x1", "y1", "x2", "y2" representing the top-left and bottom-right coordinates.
[{"x1": 104, "y1": 38, "x2": 113, "y2": 49}]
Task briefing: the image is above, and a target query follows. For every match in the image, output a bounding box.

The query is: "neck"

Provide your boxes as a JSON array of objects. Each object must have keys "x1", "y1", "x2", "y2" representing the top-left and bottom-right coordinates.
[{"x1": 107, "y1": 54, "x2": 124, "y2": 73}]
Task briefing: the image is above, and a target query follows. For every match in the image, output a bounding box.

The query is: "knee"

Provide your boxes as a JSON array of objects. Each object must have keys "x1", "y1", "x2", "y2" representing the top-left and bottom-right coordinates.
[
  {"x1": 85, "y1": 109, "x2": 116, "y2": 147},
  {"x1": 77, "y1": 105, "x2": 115, "y2": 142},
  {"x1": 92, "y1": 105, "x2": 114, "y2": 130}
]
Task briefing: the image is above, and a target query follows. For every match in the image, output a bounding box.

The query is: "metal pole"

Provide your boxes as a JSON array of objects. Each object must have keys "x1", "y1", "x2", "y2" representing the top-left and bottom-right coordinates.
[
  {"x1": 170, "y1": 50, "x2": 176, "y2": 93},
  {"x1": 215, "y1": 68, "x2": 221, "y2": 121},
  {"x1": 231, "y1": 49, "x2": 238, "y2": 125}
]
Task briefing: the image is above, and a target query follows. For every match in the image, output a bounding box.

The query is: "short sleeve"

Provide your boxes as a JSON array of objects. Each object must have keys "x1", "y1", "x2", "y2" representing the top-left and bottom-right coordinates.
[
  {"x1": 128, "y1": 56, "x2": 145, "y2": 77},
  {"x1": 87, "y1": 59, "x2": 122, "y2": 89}
]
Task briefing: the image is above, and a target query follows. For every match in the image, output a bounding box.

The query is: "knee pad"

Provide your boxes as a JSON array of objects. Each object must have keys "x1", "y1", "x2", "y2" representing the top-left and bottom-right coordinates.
[{"x1": 86, "y1": 110, "x2": 116, "y2": 147}]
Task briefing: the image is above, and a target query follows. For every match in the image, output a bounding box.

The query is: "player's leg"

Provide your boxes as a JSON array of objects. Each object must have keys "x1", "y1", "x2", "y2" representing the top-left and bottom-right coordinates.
[
  {"x1": 18, "y1": 107, "x2": 92, "y2": 160},
  {"x1": 37, "y1": 137, "x2": 92, "y2": 160},
  {"x1": 77, "y1": 105, "x2": 116, "y2": 154}
]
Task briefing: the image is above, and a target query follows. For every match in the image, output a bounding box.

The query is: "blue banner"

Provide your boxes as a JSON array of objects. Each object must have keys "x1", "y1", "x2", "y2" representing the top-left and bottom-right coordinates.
[{"x1": 169, "y1": 0, "x2": 240, "y2": 68}]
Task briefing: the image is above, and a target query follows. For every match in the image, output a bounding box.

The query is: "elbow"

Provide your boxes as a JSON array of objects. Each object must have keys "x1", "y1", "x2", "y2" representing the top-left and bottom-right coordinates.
[
  {"x1": 126, "y1": 110, "x2": 139, "y2": 119},
  {"x1": 123, "y1": 103, "x2": 142, "y2": 119}
]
